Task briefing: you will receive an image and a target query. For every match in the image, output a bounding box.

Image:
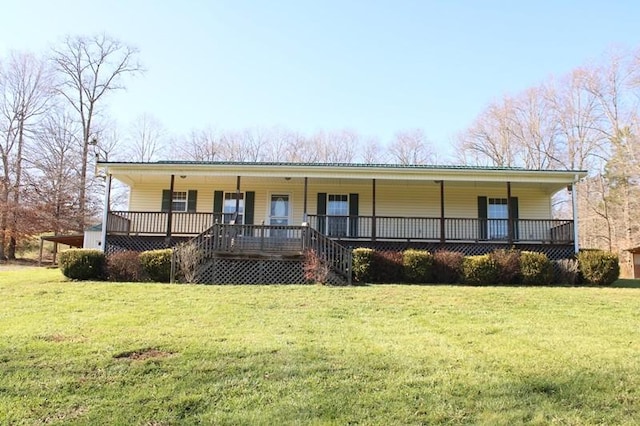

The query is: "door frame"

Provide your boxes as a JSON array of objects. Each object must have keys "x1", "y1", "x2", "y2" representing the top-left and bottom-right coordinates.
[{"x1": 268, "y1": 192, "x2": 292, "y2": 226}]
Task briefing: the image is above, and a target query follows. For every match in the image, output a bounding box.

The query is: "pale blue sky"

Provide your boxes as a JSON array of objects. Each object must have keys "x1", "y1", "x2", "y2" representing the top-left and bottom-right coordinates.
[{"x1": 1, "y1": 1, "x2": 639, "y2": 157}]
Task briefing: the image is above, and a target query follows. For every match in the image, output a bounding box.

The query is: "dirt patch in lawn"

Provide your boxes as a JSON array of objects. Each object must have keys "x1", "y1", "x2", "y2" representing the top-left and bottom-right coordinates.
[{"x1": 113, "y1": 348, "x2": 174, "y2": 361}]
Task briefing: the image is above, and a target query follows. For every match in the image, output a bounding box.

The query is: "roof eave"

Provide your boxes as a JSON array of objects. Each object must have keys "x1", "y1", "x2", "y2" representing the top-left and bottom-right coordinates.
[{"x1": 97, "y1": 161, "x2": 587, "y2": 184}]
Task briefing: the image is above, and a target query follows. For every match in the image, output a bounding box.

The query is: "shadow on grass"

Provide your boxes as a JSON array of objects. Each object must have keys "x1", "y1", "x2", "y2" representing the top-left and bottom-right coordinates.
[
  {"x1": 611, "y1": 279, "x2": 640, "y2": 289},
  {"x1": 354, "y1": 279, "x2": 640, "y2": 289}
]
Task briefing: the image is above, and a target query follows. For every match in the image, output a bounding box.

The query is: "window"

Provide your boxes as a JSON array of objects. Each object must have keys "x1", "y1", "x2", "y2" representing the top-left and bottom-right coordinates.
[
  {"x1": 327, "y1": 194, "x2": 348, "y2": 236},
  {"x1": 223, "y1": 192, "x2": 244, "y2": 224},
  {"x1": 172, "y1": 191, "x2": 187, "y2": 212},
  {"x1": 488, "y1": 198, "x2": 508, "y2": 239},
  {"x1": 328, "y1": 194, "x2": 348, "y2": 215},
  {"x1": 162, "y1": 189, "x2": 197, "y2": 213}
]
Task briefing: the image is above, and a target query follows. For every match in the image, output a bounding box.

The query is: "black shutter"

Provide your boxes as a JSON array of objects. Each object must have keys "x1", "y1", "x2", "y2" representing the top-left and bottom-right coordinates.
[
  {"x1": 213, "y1": 190, "x2": 224, "y2": 222},
  {"x1": 245, "y1": 191, "x2": 255, "y2": 225},
  {"x1": 161, "y1": 190, "x2": 171, "y2": 212},
  {"x1": 317, "y1": 193, "x2": 327, "y2": 233},
  {"x1": 509, "y1": 197, "x2": 519, "y2": 240},
  {"x1": 349, "y1": 193, "x2": 359, "y2": 237},
  {"x1": 187, "y1": 190, "x2": 198, "y2": 212},
  {"x1": 478, "y1": 196, "x2": 488, "y2": 240}
]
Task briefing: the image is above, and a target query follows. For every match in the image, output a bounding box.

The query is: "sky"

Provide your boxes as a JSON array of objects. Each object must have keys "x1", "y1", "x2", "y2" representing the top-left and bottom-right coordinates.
[{"x1": 1, "y1": 1, "x2": 640, "y2": 158}]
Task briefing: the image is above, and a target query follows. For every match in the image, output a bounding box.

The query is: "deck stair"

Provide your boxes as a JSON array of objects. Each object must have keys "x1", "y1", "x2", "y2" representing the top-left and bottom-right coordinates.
[{"x1": 171, "y1": 222, "x2": 352, "y2": 284}]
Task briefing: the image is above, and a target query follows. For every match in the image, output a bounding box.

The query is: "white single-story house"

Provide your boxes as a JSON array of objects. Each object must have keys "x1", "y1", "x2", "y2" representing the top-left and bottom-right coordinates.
[{"x1": 96, "y1": 161, "x2": 586, "y2": 283}]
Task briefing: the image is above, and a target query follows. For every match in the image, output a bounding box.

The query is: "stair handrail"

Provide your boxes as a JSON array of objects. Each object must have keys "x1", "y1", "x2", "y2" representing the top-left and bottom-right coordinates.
[
  {"x1": 302, "y1": 223, "x2": 352, "y2": 284},
  {"x1": 170, "y1": 222, "x2": 222, "y2": 283}
]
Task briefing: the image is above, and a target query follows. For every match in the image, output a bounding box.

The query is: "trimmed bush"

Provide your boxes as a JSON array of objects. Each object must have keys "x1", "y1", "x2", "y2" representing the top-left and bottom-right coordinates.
[
  {"x1": 107, "y1": 251, "x2": 145, "y2": 282},
  {"x1": 577, "y1": 250, "x2": 620, "y2": 286},
  {"x1": 554, "y1": 258, "x2": 579, "y2": 286},
  {"x1": 402, "y1": 249, "x2": 433, "y2": 283},
  {"x1": 139, "y1": 249, "x2": 173, "y2": 283},
  {"x1": 352, "y1": 248, "x2": 375, "y2": 283},
  {"x1": 433, "y1": 250, "x2": 464, "y2": 284},
  {"x1": 489, "y1": 249, "x2": 521, "y2": 285},
  {"x1": 59, "y1": 249, "x2": 106, "y2": 280},
  {"x1": 520, "y1": 251, "x2": 553, "y2": 285},
  {"x1": 372, "y1": 251, "x2": 403, "y2": 283},
  {"x1": 462, "y1": 255, "x2": 499, "y2": 286}
]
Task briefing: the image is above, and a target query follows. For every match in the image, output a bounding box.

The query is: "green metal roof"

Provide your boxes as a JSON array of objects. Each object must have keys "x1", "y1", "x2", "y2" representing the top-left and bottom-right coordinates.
[{"x1": 98, "y1": 160, "x2": 586, "y2": 173}]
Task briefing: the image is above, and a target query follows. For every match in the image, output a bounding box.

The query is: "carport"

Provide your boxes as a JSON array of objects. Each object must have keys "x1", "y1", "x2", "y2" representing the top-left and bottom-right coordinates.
[{"x1": 38, "y1": 234, "x2": 84, "y2": 265}]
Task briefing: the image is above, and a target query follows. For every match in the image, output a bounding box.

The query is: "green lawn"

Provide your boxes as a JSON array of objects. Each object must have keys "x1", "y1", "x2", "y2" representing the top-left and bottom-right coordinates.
[{"x1": 1, "y1": 267, "x2": 639, "y2": 425}]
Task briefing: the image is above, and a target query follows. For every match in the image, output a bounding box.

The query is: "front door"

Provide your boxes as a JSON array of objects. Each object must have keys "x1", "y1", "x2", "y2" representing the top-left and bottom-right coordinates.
[{"x1": 270, "y1": 194, "x2": 290, "y2": 237}]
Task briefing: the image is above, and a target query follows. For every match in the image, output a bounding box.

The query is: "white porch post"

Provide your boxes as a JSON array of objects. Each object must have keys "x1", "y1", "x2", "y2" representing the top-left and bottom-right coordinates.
[
  {"x1": 572, "y1": 178, "x2": 579, "y2": 254},
  {"x1": 100, "y1": 173, "x2": 112, "y2": 253}
]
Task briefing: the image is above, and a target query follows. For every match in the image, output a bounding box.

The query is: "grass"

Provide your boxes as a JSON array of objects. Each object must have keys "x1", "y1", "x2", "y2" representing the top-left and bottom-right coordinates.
[{"x1": 1, "y1": 267, "x2": 639, "y2": 425}]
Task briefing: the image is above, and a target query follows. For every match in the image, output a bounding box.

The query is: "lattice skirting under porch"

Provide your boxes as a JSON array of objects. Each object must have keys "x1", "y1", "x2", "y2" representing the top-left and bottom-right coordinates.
[
  {"x1": 105, "y1": 235, "x2": 190, "y2": 254},
  {"x1": 196, "y1": 256, "x2": 305, "y2": 284},
  {"x1": 340, "y1": 241, "x2": 575, "y2": 260}
]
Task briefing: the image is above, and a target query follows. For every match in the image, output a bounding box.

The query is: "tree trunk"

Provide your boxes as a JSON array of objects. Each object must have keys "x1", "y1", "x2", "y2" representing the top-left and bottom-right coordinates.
[{"x1": 7, "y1": 114, "x2": 24, "y2": 260}]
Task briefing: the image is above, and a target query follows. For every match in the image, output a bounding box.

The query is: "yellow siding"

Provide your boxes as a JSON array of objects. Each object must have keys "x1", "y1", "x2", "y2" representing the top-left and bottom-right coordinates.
[{"x1": 127, "y1": 177, "x2": 553, "y2": 221}]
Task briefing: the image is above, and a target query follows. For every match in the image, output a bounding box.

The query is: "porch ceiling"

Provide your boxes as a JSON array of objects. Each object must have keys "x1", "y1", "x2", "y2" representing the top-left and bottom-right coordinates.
[{"x1": 98, "y1": 161, "x2": 587, "y2": 193}]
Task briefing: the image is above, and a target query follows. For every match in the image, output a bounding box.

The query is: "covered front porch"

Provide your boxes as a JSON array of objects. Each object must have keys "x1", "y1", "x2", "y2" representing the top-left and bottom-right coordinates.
[{"x1": 98, "y1": 161, "x2": 584, "y2": 259}]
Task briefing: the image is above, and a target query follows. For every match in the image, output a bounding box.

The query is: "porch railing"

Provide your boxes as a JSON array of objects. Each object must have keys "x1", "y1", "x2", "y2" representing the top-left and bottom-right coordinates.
[
  {"x1": 307, "y1": 215, "x2": 574, "y2": 244},
  {"x1": 107, "y1": 211, "x2": 574, "y2": 244},
  {"x1": 107, "y1": 211, "x2": 234, "y2": 236}
]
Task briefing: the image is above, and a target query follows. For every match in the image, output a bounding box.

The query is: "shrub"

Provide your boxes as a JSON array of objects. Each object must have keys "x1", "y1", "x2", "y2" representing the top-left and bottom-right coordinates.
[
  {"x1": 303, "y1": 249, "x2": 330, "y2": 284},
  {"x1": 554, "y1": 258, "x2": 579, "y2": 286},
  {"x1": 433, "y1": 250, "x2": 464, "y2": 284},
  {"x1": 577, "y1": 250, "x2": 620, "y2": 286},
  {"x1": 352, "y1": 248, "x2": 375, "y2": 283},
  {"x1": 139, "y1": 249, "x2": 173, "y2": 283},
  {"x1": 175, "y1": 242, "x2": 203, "y2": 284},
  {"x1": 489, "y1": 249, "x2": 521, "y2": 285},
  {"x1": 520, "y1": 251, "x2": 553, "y2": 285},
  {"x1": 107, "y1": 251, "x2": 145, "y2": 282},
  {"x1": 462, "y1": 255, "x2": 499, "y2": 286},
  {"x1": 402, "y1": 249, "x2": 433, "y2": 283},
  {"x1": 372, "y1": 250, "x2": 403, "y2": 283},
  {"x1": 59, "y1": 249, "x2": 106, "y2": 280}
]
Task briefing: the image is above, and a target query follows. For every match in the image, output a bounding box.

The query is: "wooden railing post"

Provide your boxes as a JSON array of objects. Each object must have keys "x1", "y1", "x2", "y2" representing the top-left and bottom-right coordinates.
[
  {"x1": 301, "y1": 222, "x2": 308, "y2": 251},
  {"x1": 372, "y1": 178, "x2": 377, "y2": 242}
]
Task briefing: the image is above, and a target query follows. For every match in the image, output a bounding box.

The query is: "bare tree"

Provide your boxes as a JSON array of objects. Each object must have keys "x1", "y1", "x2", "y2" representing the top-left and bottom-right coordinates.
[
  {"x1": 358, "y1": 136, "x2": 386, "y2": 163},
  {"x1": 24, "y1": 110, "x2": 82, "y2": 235},
  {"x1": 125, "y1": 113, "x2": 166, "y2": 162},
  {"x1": 241, "y1": 127, "x2": 269, "y2": 161},
  {"x1": 583, "y1": 48, "x2": 640, "y2": 271},
  {"x1": 173, "y1": 128, "x2": 220, "y2": 161},
  {"x1": 281, "y1": 131, "x2": 318, "y2": 162},
  {"x1": 52, "y1": 34, "x2": 142, "y2": 230},
  {"x1": 547, "y1": 68, "x2": 608, "y2": 171},
  {"x1": 388, "y1": 129, "x2": 435, "y2": 165},
  {"x1": 456, "y1": 98, "x2": 521, "y2": 167},
  {"x1": 0, "y1": 51, "x2": 52, "y2": 259},
  {"x1": 507, "y1": 86, "x2": 560, "y2": 169}
]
